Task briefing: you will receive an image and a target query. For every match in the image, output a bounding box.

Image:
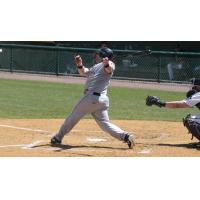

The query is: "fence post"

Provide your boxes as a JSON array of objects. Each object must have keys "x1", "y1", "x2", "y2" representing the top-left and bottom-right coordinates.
[
  {"x1": 55, "y1": 49, "x2": 59, "y2": 76},
  {"x1": 10, "y1": 48, "x2": 13, "y2": 73},
  {"x1": 157, "y1": 55, "x2": 161, "y2": 82}
]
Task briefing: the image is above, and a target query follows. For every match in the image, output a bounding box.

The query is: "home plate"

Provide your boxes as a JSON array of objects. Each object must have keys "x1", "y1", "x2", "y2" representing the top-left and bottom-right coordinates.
[
  {"x1": 87, "y1": 138, "x2": 107, "y2": 142},
  {"x1": 138, "y1": 149, "x2": 152, "y2": 154},
  {"x1": 22, "y1": 140, "x2": 43, "y2": 149}
]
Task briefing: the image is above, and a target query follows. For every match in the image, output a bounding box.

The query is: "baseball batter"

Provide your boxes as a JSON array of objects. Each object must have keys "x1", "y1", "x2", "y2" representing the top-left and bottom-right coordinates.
[{"x1": 51, "y1": 47, "x2": 134, "y2": 149}]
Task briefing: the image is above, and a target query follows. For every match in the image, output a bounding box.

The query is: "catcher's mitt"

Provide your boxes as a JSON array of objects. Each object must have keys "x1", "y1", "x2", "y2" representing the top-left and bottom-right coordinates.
[
  {"x1": 146, "y1": 96, "x2": 159, "y2": 106},
  {"x1": 183, "y1": 114, "x2": 200, "y2": 141},
  {"x1": 146, "y1": 96, "x2": 166, "y2": 108}
]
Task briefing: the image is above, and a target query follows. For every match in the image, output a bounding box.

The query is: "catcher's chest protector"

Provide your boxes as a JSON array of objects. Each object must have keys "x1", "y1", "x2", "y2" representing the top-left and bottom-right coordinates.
[
  {"x1": 195, "y1": 103, "x2": 200, "y2": 109},
  {"x1": 183, "y1": 114, "x2": 200, "y2": 141}
]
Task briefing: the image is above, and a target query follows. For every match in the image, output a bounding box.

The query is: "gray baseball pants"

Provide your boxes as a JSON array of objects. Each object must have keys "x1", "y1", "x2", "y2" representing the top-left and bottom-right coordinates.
[{"x1": 54, "y1": 93, "x2": 128, "y2": 141}]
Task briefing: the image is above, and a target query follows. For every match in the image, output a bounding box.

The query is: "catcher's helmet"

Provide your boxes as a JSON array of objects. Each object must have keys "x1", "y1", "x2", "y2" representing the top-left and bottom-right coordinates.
[
  {"x1": 186, "y1": 89, "x2": 197, "y2": 98},
  {"x1": 99, "y1": 47, "x2": 113, "y2": 59}
]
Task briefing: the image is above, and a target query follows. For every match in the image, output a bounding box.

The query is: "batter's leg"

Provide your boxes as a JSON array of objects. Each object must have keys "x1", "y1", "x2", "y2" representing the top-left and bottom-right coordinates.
[
  {"x1": 92, "y1": 109, "x2": 135, "y2": 148},
  {"x1": 51, "y1": 96, "x2": 91, "y2": 143},
  {"x1": 53, "y1": 112, "x2": 85, "y2": 142}
]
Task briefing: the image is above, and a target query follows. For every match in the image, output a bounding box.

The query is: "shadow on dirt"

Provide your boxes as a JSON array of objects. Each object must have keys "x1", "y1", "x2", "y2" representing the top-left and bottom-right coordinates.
[
  {"x1": 32, "y1": 143, "x2": 127, "y2": 151},
  {"x1": 157, "y1": 142, "x2": 200, "y2": 150}
]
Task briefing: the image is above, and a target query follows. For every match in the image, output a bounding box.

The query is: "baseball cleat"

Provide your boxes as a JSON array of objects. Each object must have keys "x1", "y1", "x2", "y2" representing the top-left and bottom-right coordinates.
[
  {"x1": 124, "y1": 134, "x2": 135, "y2": 149},
  {"x1": 51, "y1": 136, "x2": 61, "y2": 145}
]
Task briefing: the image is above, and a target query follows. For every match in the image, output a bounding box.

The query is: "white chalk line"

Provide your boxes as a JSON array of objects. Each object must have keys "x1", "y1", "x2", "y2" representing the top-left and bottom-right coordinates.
[
  {"x1": 22, "y1": 140, "x2": 44, "y2": 149},
  {"x1": 0, "y1": 124, "x2": 51, "y2": 133},
  {"x1": 137, "y1": 148, "x2": 152, "y2": 154},
  {"x1": 0, "y1": 140, "x2": 60, "y2": 151},
  {"x1": 0, "y1": 144, "x2": 26, "y2": 148},
  {"x1": 0, "y1": 124, "x2": 103, "y2": 135},
  {"x1": 0, "y1": 140, "x2": 44, "y2": 149},
  {"x1": 87, "y1": 138, "x2": 107, "y2": 142}
]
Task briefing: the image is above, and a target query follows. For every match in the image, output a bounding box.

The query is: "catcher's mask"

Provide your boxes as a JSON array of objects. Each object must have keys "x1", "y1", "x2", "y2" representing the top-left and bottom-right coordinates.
[{"x1": 99, "y1": 47, "x2": 113, "y2": 59}]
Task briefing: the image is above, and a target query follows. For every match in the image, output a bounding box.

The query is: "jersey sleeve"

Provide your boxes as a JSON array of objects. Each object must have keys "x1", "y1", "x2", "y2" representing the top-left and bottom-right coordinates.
[
  {"x1": 110, "y1": 61, "x2": 115, "y2": 71},
  {"x1": 183, "y1": 93, "x2": 200, "y2": 107},
  {"x1": 85, "y1": 66, "x2": 94, "y2": 77},
  {"x1": 108, "y1": 61, "x2": 115, "y2": 76}
]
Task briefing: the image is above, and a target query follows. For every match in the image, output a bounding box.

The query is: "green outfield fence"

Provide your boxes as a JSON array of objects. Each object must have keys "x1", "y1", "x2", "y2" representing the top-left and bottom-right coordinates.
[{"x1": 0, "y1": 43, "x2": 200, "y2": 83}]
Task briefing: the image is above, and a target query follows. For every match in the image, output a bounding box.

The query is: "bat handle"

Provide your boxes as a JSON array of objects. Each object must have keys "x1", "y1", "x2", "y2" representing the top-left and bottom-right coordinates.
[{"x1": 145, "y1": 49, "x2": 152, "y2": 55}]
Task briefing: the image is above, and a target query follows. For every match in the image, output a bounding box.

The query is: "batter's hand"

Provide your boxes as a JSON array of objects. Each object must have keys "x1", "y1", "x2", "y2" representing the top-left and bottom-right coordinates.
[
  {"x1": 74, "y1": 55, "x2": 82, "y2": 66},
  {"x1": 102, "y1": 57, "x2": 113, "y2": 74},
  {"x1": 102, "y1": 57, "x2": 109, "y2": 67}
]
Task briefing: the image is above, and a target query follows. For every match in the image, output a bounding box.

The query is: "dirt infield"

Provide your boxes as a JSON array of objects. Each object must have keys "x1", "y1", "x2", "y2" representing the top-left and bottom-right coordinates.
[{"x1": 0, "y1": 119, "x2": 199, "y2": 157}]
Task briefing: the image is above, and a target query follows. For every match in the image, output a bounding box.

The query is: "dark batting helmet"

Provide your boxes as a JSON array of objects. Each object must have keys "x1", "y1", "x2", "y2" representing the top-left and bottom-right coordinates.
[{"x1": 99, "y1": 47, "x2": 113, "y2": 59}]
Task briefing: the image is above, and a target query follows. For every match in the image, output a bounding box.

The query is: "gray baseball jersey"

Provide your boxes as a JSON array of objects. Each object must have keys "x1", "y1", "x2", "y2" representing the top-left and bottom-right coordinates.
[
  {"x1": 84, "y1": 62, "x2": 115, "y2": 95},
  {"x1": 54, "y1": 61, "x2": 129, "y2": 142}
]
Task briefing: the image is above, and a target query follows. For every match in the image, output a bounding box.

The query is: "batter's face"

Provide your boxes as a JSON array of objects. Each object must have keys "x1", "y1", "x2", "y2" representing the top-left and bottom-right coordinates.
[{"x1": 102, "y1": 57, "x2": 109, "y2": 66}]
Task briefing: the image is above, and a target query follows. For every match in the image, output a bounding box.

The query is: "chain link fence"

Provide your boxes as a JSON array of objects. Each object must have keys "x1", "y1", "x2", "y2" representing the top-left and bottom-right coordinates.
[{"x1": 1, "y1": 44, "x2": 200, "y2": 83}]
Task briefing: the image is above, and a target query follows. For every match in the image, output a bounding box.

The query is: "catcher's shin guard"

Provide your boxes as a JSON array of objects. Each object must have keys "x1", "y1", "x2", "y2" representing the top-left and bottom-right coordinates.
[{"x1": 183, "y1": 114, "x2": 200, "y2": 141}]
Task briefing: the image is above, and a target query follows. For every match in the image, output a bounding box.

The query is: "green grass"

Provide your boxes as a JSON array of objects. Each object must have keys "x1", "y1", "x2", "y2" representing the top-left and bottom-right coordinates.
[{"x1": 0, "y1": 78, "x2": 198, "y2": 121}]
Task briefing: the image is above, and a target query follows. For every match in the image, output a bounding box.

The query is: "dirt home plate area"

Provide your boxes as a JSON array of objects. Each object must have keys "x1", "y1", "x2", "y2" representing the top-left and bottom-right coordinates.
[
  {"x1": 0, "y1": 119, "x2": 199, "y2": 157},
  {"x1": 0, "y1": 72, "x2": 199, "y2": 156}
]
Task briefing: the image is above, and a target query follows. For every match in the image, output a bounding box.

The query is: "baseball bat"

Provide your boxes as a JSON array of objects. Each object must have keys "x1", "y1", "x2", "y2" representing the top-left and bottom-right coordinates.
[
  {"x1": 74, "y1": 49, "x2": 152, "y2": 63},
  {"x1": 131, "y1": 49, "x2": 152, "y2": 57},
  {"x1": 123, "y1": 49, "x2": 152, "y2": 59},
  {"x1": 116, "y1": 49, "x2": 152, "y2": 61}
]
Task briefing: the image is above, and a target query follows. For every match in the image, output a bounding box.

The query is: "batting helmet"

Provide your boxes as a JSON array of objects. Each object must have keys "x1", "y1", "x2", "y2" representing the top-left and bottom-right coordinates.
[{"x1": 99, "y1": 47, "x2": 113, "y2": 59}]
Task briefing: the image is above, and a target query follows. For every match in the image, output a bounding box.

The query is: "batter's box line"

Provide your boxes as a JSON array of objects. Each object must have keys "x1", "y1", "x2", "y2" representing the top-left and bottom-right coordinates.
[
  {"x1": 0, "y1": 124, "x2": 104, "y2": 135},
  {"x1": 0, "y1": 140, "x2": 60, "y2": 152},
  {"x1": 0, "y1": 140, "x2": 44, "y2": 149},
  {"x1": 0, "y1": 124, "x2": 51, "y2": 134}
]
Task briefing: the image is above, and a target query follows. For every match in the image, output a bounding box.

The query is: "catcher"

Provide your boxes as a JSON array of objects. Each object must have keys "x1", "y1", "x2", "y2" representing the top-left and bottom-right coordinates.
[
  {"x1": 51, "y1": 47, "x2": 134, "y2": 149},
  {"x1": 146, "y1": 84, "x2": 200, "y2": 141}
]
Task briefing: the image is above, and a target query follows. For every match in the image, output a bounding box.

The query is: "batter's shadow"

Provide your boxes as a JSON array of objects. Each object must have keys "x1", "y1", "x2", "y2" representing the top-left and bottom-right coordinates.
[
  {"x1": 34, "y1": 143, "x2": 127, "y2": 151},
  {"x1": 156, "y1": 142, "x2": 200, "y2": 150}
]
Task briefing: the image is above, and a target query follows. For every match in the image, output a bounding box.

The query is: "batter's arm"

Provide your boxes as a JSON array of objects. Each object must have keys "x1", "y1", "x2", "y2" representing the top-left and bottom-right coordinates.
[
  {"x1": 103, "y1": 57, "x2": 114, "y2": 74},
  {"x1": 74, "y1": 55, "x2": 89, "y2": 76},
  {"x1": 77, "y1": 66, "x2": 89, "y2": 76}
]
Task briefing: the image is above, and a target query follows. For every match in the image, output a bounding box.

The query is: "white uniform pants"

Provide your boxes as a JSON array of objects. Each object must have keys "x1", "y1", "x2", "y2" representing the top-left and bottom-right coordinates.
[{"x1": 55, "y1": 94, "x2": 128, "y2": 141}]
